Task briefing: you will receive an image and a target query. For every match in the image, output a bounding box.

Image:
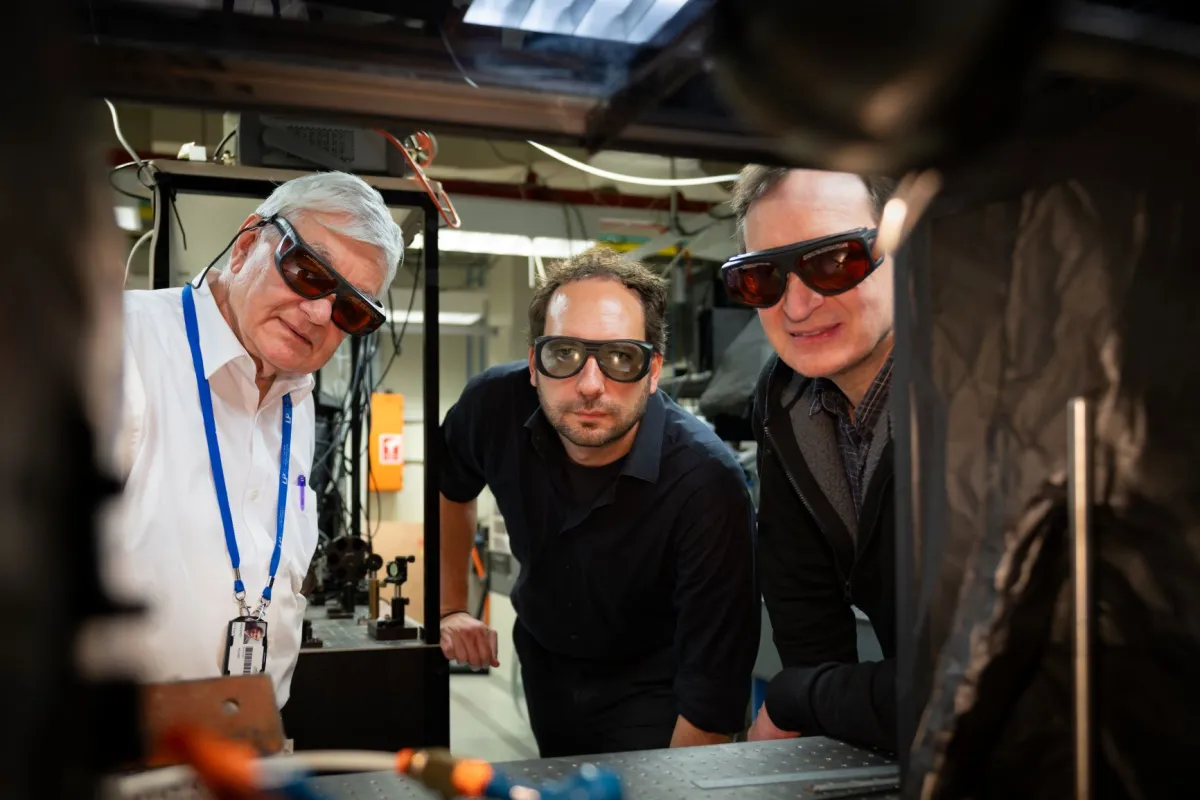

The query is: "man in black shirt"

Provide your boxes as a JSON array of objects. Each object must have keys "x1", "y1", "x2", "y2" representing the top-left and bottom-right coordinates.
[
  {"x1": 438, "y1": 247, "x2": 758, "y2": 757},
  {"x1": 722, "y1": 167, "x2": 899, "y2": 752}
]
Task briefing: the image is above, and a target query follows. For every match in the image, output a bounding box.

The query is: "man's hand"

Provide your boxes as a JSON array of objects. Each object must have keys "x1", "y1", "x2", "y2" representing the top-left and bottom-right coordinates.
[
  {"x1": 439, "y1": 612, "x2": 500, "y2": 670},
  {"x1": 670, "y1": 715, "x2": 731, "y2": 748},
  {"x1": 747, "y1": 703, "x2": 799, "y2": 742}
]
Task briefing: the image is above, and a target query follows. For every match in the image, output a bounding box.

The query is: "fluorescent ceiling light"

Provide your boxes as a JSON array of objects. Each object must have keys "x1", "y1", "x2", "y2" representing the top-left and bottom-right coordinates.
[
  {"x1": 387, "y1": 310, "x2": 484, "y2": 327},
  {"x1": 409, "y1": 230, "x2": 595, "y2": 259},
  {"x1": 463, "y1": 0, "x2": 689, "y2": 45},
  {"x1": 411, "y1": 230, "x2": 532, "y2": 257},
  {"x1": 532, "y1": 236, "x2": 596, "y2": 259}
]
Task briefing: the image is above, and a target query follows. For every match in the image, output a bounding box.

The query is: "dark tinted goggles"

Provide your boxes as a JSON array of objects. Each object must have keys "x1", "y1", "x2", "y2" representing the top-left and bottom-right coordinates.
[
  {"x1": 720, "y1": 227, "x2": 883, "y2": 308},
  {"x1": 269, "y1": 216, "x2": 386, "y2": 337},
  {"x1": 534, "y1": 336, "x2": 655, "y2": 383}
]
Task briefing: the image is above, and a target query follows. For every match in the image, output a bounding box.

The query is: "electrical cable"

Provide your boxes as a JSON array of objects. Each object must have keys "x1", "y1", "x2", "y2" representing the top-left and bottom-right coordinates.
[
  {"x1": 362, "y1": 346, "x2": 376, "y2": 550},
  {"x1": 571, "y1": 204, "x2": 590, "y2": 240},
  {"x1": 372, "y1": 246, "x2": 421, "y2": 392},
  {"x1": 171, "y1": 192, "x2": 188, "y2": 250},
  {"x1": 213, "y1": 127, "x2": 238, "y2": 161},
  {"x1": 376, "y1": 130, "x2": 462, "y2": 229},
  {"x1": 561, "y1": 202, "x2": 576, "y2": 247},
  {"x1": 125, "y1": 230, "x2": 154, "y2": 284},
  {"x1": 111, "y1": 160, "x2": 157, "y2": 193},
  {"x1": 357, "y1": 241, "x2": 421, "y2": 545},
  {"x1": 105, "y1": 99, "x2": 144, "y2": 170},
  {"x1": 440, "y1": 24, "x2": 479, "y2": 89},
  {"x1": 111, "y1": 751, "x2": 400, "y2": 796},
  {"x1": 109, "y1": 172, "x2": 149, "y2": 202},
  {"x1": 486, "y1": 140, "x2": 529, "y2": 167},
  {"x1": 526, "y1": 141, "x2": 740, "y2": 188},
  {"x1": 312, "y1": 340, "x2": 372, "y2": 471}
]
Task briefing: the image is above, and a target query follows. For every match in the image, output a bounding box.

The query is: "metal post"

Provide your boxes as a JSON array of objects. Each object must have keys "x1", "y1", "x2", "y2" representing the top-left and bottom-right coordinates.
[
  {"x1": 151, "y1": 173, "x2": 174, "y2": 290},
  {"x1": 350, "y1": 336, "x2": 362, "y2": 541},
  {"x1": 1067, "y1": 397, "x2": 1094, "y2": 800},
  {"x1": 892, "y1": 217, "x2": 933, "y2": 787},
  {"x1": 423, "y1": 207, "x2": 441, "y2": 646},
  {"x1": 422, "y1": 202, "x2": 450, "y2": 749}
]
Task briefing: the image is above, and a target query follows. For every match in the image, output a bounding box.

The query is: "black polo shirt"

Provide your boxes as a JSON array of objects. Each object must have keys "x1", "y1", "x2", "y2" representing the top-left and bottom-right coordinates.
[{"x1": 440, "y1": 362, "x2": 759, "y2": 734}]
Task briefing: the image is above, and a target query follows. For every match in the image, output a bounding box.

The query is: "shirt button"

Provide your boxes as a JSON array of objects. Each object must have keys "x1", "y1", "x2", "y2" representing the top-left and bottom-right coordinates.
[{"x1": 249, "y1": 489, "x2": 259, "y2": 500}]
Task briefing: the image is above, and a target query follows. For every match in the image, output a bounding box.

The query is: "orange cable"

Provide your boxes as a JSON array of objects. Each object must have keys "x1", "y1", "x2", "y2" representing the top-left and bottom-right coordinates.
[
  {"x1": 159, "y1": 726, "x2": 258, "y2": 798},
  {"x1": 375, "y1": 129, "x2": 462, "y2": 229}
]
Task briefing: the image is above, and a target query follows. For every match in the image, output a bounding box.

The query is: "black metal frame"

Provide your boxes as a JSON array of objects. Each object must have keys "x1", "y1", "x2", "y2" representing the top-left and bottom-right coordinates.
[
  {"x1": 891, "y1": 217, "x2": 933, "y2": 780},
  {"x1": 581, "y1": 13, "x2": 713, "y2": 153},
  {"x1": 150, "y1": 168, "x2": 448, "y2": 747},
  {"x1": 78, "y1": 0, "x2": 778, "y2": 164},
  {"x1": 81, "y1": 0, "x2": 1200, "y2": 167}
]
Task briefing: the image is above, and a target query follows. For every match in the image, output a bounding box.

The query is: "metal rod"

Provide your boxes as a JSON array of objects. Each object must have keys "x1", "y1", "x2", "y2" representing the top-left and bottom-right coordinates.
[
  {"x1": 1067, "y1": 396, "x2": 1095, "y2": 800},
  {"x1": 422, "y1": 207, "x2": 441, "y2": 648},
  {"x1": 422, "y1": 202, "x2": 450, "y2": 749}
]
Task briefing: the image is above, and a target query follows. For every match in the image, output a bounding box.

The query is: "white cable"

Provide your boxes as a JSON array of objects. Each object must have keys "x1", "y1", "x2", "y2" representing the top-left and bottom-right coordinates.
[
  {"x1": 268, "y1": 750, "x2": 397, "y2": 774},
  {"x1": 526, "y1": 141, "x2": 739, "y2": 187},
  {"x1": 105, "y1": 99, "x2": 145, "y2": 169},
  {"x1": 125, "y1": 230, "x2": 154, "y2": 284},
  {"x1": 107, "y1": 750, "x2": 398, "y2": 798},
  {"x1": 105, "y1": 765, "x2": 196, "y2": 797}
]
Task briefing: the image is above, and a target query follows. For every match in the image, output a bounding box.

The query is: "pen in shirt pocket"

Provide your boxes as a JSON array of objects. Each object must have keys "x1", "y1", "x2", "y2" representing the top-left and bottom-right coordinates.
[{"x1": 297, "y1": 474, "x2": 306, "y2": 511}]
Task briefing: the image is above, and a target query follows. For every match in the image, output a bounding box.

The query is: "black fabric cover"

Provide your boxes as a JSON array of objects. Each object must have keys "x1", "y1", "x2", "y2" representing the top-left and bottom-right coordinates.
[
  {"x1": 698, "y1": 315, "x2": 775, "y2": 420},
  {"x1": 898, "y1": 88, "x2": 1200, "y2": 798}
]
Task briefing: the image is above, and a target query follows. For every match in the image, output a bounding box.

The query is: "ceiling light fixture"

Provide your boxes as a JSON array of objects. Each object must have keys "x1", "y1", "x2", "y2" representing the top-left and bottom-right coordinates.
[
  {"x1": 386, "y1": 310, "x2": 485, "y2": 327},
  {"x1": 409, "y1": 231, "x2": 595, "y2": 259},
  {"x1": 464, "y1": 0, "x2": 691, "y2": 46}
]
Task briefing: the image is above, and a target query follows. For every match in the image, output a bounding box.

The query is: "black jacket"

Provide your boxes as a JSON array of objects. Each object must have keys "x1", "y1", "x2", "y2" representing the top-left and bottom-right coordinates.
[{"x1": 751, "y1": 356, "x2": 896, "y2": 752}]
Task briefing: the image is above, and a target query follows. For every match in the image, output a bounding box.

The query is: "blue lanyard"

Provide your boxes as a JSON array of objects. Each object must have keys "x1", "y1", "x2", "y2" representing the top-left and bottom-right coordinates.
[{"x1": 182, "y1": 282, "x2": 292, "y2": 618}]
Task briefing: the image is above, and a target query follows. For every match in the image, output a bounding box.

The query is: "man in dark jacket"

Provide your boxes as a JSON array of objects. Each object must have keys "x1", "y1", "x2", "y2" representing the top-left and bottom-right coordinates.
[{"x1": 723, "y1": 166, "x2": 898, "y2": 752}]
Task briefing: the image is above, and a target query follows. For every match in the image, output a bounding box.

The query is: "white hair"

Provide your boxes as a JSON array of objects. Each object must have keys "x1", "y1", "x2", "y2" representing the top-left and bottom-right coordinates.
[{"x1": 254, "y1": 171, "x2": 403, "y2": 298}]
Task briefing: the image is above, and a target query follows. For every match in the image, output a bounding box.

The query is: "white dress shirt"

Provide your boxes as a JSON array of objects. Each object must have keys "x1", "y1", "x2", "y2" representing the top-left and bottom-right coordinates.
[{"x1": 104, "y1": 276, "x2": 318, "y2": 707}]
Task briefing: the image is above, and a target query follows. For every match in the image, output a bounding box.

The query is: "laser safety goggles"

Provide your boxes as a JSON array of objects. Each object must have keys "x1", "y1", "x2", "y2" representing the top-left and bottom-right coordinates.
[
  {"x1": 534, "y1": 336, "x2": 656, "y2": 383},
  {"x1": 720, "y1": 227, "x2": 884, "y2": 308},
  {"x1": 195, "y1": 215, "x2": 387, "y2": 336}
]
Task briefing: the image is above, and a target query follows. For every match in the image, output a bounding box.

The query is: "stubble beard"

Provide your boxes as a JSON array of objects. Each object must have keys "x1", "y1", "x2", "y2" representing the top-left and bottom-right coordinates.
[{"x1": 537, "y1": 378, "x2": 651, "y2": 449}]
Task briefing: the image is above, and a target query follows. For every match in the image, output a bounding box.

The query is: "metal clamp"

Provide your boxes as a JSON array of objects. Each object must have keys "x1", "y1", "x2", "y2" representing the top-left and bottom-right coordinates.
[
  {"x1": 233, "y1": 580, "x2": 250, "y2": 618},
  {"x1": 252, "y1": 598, "x2": 271, "y2": 620}
]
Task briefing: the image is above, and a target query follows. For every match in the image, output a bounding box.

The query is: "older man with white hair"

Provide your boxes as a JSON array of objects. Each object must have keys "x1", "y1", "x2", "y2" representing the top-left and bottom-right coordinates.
[{"x1": 106, "y1": 171, "x2": 401, "y2": 707}]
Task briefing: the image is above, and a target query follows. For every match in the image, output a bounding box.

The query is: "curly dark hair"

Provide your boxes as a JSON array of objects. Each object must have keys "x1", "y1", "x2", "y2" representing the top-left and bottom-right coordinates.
[{"x1": 527, "y1": 246, "x2": 669, "y2": 354}]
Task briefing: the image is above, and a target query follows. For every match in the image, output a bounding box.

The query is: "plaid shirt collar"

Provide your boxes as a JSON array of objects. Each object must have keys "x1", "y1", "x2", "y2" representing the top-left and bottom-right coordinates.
[{"x1": 809, "y1": 353, "x2": 894, "y2": 433}]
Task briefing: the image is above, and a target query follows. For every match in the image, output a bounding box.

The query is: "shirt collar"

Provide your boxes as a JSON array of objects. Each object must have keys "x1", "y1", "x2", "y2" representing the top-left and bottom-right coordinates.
[
  {"x1": 622, "y1": 390, "x2": 665, "y2": 483},
  {"x1": 189, "y1": 275, "x2": 315, "y2": 401},
  {"x1": 523, "y1": 389, "x2": 667, "y2": 484},
  {"x1": 810, "y1": 378, "x2": 845, "y2": 419},
  {"x1": 808, "y1": 353, "x2": 894, "y2": 426},
  {"x1": 191, "y1": 275, "x2": 250, "y2": 380}
]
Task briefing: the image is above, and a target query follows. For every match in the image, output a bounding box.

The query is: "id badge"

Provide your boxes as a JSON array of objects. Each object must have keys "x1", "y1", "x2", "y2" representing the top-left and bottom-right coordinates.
[{"x1": 223, "y1": 617, "x2": 269, "y2": 676}]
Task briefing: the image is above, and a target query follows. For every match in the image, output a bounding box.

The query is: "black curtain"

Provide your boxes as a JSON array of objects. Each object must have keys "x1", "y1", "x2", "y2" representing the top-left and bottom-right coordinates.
[{"x1": 897, "y1": 82, "x2": 1200, "y2": 798}]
